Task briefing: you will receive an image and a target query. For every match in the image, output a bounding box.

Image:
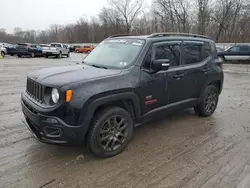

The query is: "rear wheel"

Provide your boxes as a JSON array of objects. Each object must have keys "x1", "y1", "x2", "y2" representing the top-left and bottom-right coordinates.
[
  {"x1": 30, "y1": 52, "x2": 35, "y2": 58},
  {"x1": 1, "y1": 51, "x2": 5, "y2": 57},
  {"x1": 87, "y1": 106, "x2": 133, "y2": 158},
  {"x1": 66, "y1": 52, "x2": 70, "y2": 58},
  {"x1": 194, "y1": 85, "x2": 219, "y2": 117},
  {"x1": 18, "y1": 55, "x2": 22, "y2": 58}
]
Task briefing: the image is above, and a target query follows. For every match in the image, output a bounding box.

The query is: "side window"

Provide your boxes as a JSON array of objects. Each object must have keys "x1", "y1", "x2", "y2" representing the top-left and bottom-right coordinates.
[
  {"x1": 155, "y1": 43, "x2": 181, "y2": 66},
  {"x1": 63, "y1": 45, "x2": 67, "y2": 48},
  {"x1": 240, "y1": 46, "x2": 250, "y2": 52},
  {"x1": 143, "y1": 49, "x2": 152, "y2": 69},
  {"x1": 183, "y1": 43, "x2": 203, "y2": 65},
  {"x1": 31, "y1": 45, "x2": 37, "y2": 48},
  {"x1": 203, "y1": 42, "x2": 211, "y2": 59},
  {"x1": 229, "y1": 46, "x2": 240, "y2": 52}
]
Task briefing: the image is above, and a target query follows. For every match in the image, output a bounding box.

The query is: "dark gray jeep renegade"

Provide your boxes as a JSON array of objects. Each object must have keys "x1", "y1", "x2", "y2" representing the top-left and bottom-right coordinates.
[{"x1": 21, "y1": 33, "x2": 224, "y2": 158}]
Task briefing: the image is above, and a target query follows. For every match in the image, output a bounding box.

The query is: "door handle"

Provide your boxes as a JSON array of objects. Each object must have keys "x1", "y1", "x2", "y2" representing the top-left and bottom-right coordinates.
[
  {"x1": 202, "y1": 68, "x2": 210, "y2": 74},
  {"x1": 173, "y1": 74, "x2": 184, "y2": 79}
]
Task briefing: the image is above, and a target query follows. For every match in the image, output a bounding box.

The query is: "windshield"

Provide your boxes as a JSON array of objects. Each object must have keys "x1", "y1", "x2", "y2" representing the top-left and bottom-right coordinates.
[{"x1": 84, "y1": 39, "x2": 144, "y2": 68}]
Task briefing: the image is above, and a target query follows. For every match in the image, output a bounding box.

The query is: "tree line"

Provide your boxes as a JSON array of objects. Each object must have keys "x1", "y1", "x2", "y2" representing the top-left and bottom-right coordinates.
[{"x1": 0, "y1": 0, "x2": 250, "y2": 44}]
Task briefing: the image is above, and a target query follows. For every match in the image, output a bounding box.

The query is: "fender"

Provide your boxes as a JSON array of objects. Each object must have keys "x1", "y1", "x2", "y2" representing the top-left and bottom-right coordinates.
[{"x1": 78, "y1": 92, "x2": 141, "y2": 137}]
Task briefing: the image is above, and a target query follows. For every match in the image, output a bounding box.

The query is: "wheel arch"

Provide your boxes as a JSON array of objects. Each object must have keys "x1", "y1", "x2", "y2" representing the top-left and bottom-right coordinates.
[{"x1": 79, "y1": 92, "x2": 141, "y2": 138}]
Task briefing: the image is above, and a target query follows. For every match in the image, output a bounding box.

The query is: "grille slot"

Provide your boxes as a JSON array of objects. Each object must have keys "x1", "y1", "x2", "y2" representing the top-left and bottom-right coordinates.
[{"x1": 26, "y1": 79, "x2": 45, "y2": 103}]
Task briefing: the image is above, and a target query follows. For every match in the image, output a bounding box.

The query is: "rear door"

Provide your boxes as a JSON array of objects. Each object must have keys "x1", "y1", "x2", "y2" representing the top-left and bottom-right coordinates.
[{"x1": 167, "y1": 41, "x2": 211, "y2": 105}]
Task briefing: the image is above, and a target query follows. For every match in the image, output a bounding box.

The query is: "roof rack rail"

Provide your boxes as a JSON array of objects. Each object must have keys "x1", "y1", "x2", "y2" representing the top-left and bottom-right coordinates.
[
  {"x1": 108, "y1": 34, "x2": 131, "y2": 38},
  {"x1": 148, "y1": 32, "x2": 209, "y2": 39}
]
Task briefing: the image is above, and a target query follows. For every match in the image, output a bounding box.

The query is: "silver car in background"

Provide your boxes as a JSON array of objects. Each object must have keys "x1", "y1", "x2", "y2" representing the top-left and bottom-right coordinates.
[{"x1": 0, "y1": 44, "x2": 7, "y2": 57}]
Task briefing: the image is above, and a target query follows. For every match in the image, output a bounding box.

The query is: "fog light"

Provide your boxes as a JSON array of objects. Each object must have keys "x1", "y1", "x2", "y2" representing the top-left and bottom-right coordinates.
[{"x1": 43, "y1": 118, "x2": 58, "y2": 124}]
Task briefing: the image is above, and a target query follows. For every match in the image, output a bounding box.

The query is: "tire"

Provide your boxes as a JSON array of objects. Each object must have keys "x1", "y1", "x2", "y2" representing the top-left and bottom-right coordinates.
[
  {"x1": 1, "y1": 51, "x2": 5, "y2": 57},
  {"x1": 66, "y1": 52, "x2": 70, "y2": 58},
  {"x1": 87, "y1": 106, "x2": 134, "y2": 158},
  {"x1": 87, "y1": 50, "x2": 91, "y2": 54},
  {"x1": 44, "y1": 55, "x2": 48, "y2": 58},
  {"x1": 194, "y1": 85, "x2": 219, "y2": 117},
  {"x1": 18, "y1": 55, "x2": 22, "y2": 58},
  {"x1": 30, "y1": 52, "x2": 35, "y2": 58},
  {"x1": 57, "y1": 52, "x2": 62, "y2": 58},
  {"x1": 10, "y1": 54, "x2": 14, "y2": 56}
]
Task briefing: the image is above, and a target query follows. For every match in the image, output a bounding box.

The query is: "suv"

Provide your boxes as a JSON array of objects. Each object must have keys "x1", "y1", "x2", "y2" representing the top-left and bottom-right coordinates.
[
  {"x1": 75, "y1": 45, "x2": 94, "y2": 53},
  {"x1": 42, "y1": 43, "x2": 70, "y2": 58},
  {"x1": 21, "y1": 33, "x2": 224, "y2": 158},
  {"x1": 218, "y1": 44, "x2": 250, "y2": 61},
  {"x1": 16, "y1": 43, "x2": 43, "y2": 58}
]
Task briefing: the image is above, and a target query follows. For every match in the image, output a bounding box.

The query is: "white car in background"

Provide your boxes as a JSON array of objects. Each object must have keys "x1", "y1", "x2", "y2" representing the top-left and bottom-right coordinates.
[
  {"x1": 42, "y1": 43, "x2": 70, "y2": 58},
  {"x1": 0, "y1": 44, "x2": 7, "y2": 57}
]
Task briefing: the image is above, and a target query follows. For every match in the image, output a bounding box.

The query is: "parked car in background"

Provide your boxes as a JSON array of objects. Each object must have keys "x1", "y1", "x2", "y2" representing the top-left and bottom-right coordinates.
[
  {"x1": 42, "y1": 43, "x2": 70, "y2": 58},
  {"x1": 39, "y1": 44, "x2": 49, "y2": 50},
  {"x1": 16, "y1": 43, "x2": 43, "y2": 58},
  {"x1": 5, "y1": 44, "x2": 17, "y2": 56},
  {"x1": 69, "y1": 45, "x2": 80, "y2": 52},
  {"x1": 218, "y1": 44, "x2": 250, "y2": 61},
  {"x1": 0, "y1": 44, "x2": 7, "y2": 57},
  {"x1": 75, "y1": 45, "x2": 94, "y2": 53}
]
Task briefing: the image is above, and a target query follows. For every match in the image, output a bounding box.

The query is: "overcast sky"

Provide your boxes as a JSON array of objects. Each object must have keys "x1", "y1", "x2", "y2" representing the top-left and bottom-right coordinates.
[{"x1": 0, "y1": 0, "x2": 110, "y2": 33}]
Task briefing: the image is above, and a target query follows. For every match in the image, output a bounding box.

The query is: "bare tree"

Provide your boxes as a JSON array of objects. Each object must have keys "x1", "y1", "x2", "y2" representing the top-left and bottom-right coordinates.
[
  {"x1": 196, "y1": 0, "x2": 211, "y2": 35},
  {"x1": 108, "y1": 0, "x2": 145, "y2": 34}
]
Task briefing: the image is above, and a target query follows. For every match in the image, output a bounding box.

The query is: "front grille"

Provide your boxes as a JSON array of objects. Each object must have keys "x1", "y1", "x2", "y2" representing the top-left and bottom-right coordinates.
[{"x1": 26, "y1": 79, "x2": 45, "y2": 103}]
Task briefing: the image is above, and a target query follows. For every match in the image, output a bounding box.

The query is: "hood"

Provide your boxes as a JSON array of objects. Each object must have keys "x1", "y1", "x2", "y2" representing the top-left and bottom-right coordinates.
[{"x1": 28, "y1": 64, "x2": 122, "y2": 87}]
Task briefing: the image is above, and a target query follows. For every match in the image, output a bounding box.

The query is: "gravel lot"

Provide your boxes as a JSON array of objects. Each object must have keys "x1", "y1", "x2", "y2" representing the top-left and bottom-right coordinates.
[{"x1": 1, "y1": 54, "x2": 250, "y2": 188}]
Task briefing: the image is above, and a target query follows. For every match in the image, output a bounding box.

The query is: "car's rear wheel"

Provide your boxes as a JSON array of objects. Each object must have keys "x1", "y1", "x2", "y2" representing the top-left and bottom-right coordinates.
[
  {"x1": 67, "y1": 52, "x2": 70, "y2": 58},
  {"x1": 194, "y1": 85, "x2": 219, "y2": 117},
  {"x1": 1, "y1": 51, "x2": 5, "y2": 57},
  {"x1": 18, "y1": 55, "x2": 22, "y2": 58},
  {"x1": 30, "y1": 52, "x2": 35, "y2": 58},
  {"x1": 87, "y1": 106, "x2": 133, "y2": 158}
]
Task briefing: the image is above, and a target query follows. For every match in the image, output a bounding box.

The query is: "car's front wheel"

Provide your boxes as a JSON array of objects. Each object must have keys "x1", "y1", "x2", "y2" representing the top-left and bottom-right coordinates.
[
  {"x1": 87, "y1": 106, "x2": 134, "y2": 158},
  {"x1": 194, "y1": 85, "x2": 219, "y2": 117}
]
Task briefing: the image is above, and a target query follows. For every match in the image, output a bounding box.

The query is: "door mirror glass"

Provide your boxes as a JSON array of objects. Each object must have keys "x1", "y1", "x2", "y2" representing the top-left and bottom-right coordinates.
[{"x1": 151, "y1": 59, "x2": 170, "y2": 72}]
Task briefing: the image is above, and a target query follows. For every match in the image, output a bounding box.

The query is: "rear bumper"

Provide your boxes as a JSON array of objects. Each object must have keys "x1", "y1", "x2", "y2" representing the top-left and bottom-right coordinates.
[
  {"x1": 43, "y1": 51, "x2": 59, "y2": 55},
  {"x1": 21, "y1": 93, "x2": 86, "y2": 144}
]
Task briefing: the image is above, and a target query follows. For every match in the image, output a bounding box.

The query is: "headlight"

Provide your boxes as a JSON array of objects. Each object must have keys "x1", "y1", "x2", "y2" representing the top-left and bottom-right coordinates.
[{"x1": 51, "y1": 88, "x2": 59, "y2": 104}]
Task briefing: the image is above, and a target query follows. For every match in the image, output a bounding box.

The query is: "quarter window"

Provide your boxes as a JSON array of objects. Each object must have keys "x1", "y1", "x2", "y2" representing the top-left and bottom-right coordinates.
[
  {"x1": 229, "y1": 46, "x2": 240, "y2": 52},
  {"x1": 155, "y1": 43, "x2": 181, "y2": 66}
]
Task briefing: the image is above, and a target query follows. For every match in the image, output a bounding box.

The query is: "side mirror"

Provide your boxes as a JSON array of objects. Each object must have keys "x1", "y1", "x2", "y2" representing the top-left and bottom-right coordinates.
[{"x1": 151, "y1": 59, "x2": 170, "y2": 72}]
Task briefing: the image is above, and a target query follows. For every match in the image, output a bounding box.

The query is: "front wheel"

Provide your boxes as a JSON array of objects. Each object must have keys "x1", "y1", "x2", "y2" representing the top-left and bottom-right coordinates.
[
  {"x1": 30, "y1": 52, "x2": 35, "y2": 58},
  {"x1": 66, "y1": 52, "x2": 70, "y2": 58},
  {"x1": 57, "y1": 52, "x2": 62, "y2": 58},
  {"x1": 87, "y1": 107, "x2": 134, "y2": 158},
  {"x1": 194, "y1": 85, "x2": 219, "y2": 117}
]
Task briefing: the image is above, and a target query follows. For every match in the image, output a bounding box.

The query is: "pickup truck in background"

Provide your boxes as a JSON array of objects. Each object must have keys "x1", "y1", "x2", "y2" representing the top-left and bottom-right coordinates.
[
  {"x1": 42, "y1": 43, "x2": 70, "y2": 58},
  {"x1": 217, "y1": 44, "x2": 250, "y2": 62}
]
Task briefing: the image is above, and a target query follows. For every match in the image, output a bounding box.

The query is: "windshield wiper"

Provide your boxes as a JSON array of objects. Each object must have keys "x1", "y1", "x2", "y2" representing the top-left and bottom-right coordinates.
[{"x1": 89, "y1": 64, "x2": 108, "y2": 69}]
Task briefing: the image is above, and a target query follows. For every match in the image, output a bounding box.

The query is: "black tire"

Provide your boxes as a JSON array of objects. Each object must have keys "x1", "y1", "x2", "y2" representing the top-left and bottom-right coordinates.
[
  {"x1": 87, "y1": 106, "x2": 134, "y2": 158},
  {"x1": 1, "y1": 51, "x2": 4, "y2": 57},
  {"x1": 194, "y1": 85, "x2": 219, "y2": 117},
  {"x1": 44, "y1": 55, "x2": 48, "y2": 58},
  {"x1": 30, "y1": 52, "x2": 35, "y2": 58},
  {"x1": 10, "y1": 54, "x2": 14, "y2": 56},
  {"x1": 18, "y1": 55, "x2": 22, "y2": 58},
  {"x1": 66, "y1": 52, "x2": 70, "y2": 58},
  {"x1": 57, "y1": 52, "x2": 62, "y2": 58}
]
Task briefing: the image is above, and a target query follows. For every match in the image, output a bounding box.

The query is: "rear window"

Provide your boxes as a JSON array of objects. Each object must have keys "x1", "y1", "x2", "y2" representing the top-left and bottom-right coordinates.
[
  {"x1": 50, "y1": 44, "x2": 61, "y2": 48},
  {"x1": 17, "y1": 44, "x2": 28, "y2": 48}
]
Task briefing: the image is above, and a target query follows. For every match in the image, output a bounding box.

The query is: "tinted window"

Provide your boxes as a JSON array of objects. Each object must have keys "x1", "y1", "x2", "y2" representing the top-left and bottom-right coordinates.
[
  {"x1": 240, "y1": 46, "x2": 250, "y2": 52},
  {"x1": 51, "y1": 44, "x2": 61, "y2": 48},
  {"x1": 229, "y1": 46, "x2": 240, "y2": 52},
  {"x1": 30, "y1": 45, "x2": 37, "y2": 48},
  {"x1": 183, "y1": 43, "x2": 203, "y2": 65},
  {"x1": 155, "y1": 43, "x2": 181, "y2": 66},
  {"x1": 17, "y1": 44, "x2": 27, "y2": 49}
]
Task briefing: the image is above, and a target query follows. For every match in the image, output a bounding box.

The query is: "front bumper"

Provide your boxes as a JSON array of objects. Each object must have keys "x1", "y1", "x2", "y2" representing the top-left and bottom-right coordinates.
[{"x1": 21, "y1": 93, "x2": 85, "y2": 144}]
